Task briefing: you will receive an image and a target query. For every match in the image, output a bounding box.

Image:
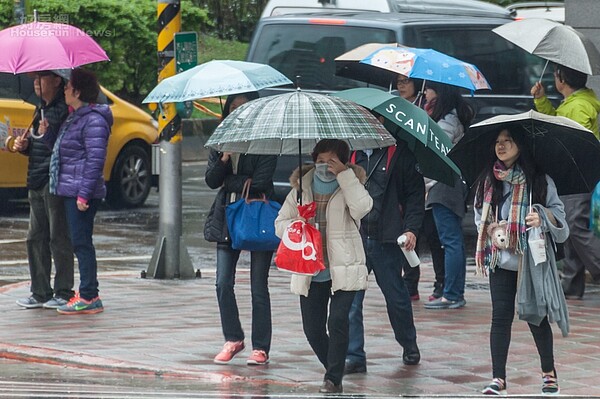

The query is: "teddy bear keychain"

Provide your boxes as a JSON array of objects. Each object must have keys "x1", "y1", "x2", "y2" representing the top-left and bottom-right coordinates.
[{"x1": 487, "y1": 220, "x2": 508, "y2": 250}]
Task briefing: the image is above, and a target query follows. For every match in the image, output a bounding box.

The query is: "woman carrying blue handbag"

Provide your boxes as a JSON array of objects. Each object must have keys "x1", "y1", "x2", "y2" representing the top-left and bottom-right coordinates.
[{"x1": 204, "y1": 92, "x2": 278, "y2": 366}]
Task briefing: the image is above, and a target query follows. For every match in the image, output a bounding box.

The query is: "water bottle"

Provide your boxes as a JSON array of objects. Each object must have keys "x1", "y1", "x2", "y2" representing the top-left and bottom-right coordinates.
[{"x1": 397, "y1": 234, "x2": 420, "y2": 267}]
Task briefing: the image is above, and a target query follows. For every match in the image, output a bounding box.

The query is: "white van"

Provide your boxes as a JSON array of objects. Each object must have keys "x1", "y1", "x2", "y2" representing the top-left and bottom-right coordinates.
[
  {"x1": 261, "y1": 0, "x2": 390, "y2": 18},
  {"x1": 261, "y1": 0, "x2": 512, "y2": 18}
]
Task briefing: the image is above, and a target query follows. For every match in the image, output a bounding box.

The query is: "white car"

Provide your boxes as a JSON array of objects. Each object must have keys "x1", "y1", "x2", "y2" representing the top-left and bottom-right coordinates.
[{"x1": 507, "y1": 2, "x2": 564, "y2": 23}]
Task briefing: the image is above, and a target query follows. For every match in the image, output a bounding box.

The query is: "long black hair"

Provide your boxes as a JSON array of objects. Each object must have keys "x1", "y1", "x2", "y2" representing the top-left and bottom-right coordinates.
[
  {"x1": 221, "y1": 91, "x2": 259, "y2": 121},
  {"x1": 426, "y1": 81, "x2": 474, "y2": 127},
  {"x1": 473, "y1": 126, "x2": 548, "y2": 209}
]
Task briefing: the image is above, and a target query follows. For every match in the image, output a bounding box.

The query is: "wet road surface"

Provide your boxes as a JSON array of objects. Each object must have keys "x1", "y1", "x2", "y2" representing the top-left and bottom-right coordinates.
[{"x1": 1, "y1": 162, "x2": 599, "y2": 398}]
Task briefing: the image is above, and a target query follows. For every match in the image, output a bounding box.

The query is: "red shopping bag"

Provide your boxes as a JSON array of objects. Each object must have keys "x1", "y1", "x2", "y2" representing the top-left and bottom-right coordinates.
[{"x1": 275, "y1": 202, "x2": 326, "y2": 276}]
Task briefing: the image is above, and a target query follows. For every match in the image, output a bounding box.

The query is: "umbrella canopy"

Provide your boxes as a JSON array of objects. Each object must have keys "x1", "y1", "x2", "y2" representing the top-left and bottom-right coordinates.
[
  {"x1": 358, "y1": 46, "x2": 491, "y2": 91},
  {"x1": 143, "y1": 60, "x2": 292, "y2": 104},
  {"x1": 493, "y1": 18, "x2": 600, "y2": 76},
  {"x1": 332, "y1": 88, "x2": 461, "y2": 186},
  {"x1": 0, "y1": 22, "x2": 109, "y2": 74},
  {"x1": 335, "y1": 42, "x2": 401, "y2": 88},
  {"x1": 449, "y1": 110, "x2": 600, "y2": 195},
  {"x1": 205, "y1": 91, "x2": 395, "y2": 154}
]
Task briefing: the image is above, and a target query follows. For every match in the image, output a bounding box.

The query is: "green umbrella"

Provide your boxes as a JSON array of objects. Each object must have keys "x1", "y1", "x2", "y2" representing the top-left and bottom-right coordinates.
[{"x1": 332, "y1": 88, "x2": 461, "y2": 186}]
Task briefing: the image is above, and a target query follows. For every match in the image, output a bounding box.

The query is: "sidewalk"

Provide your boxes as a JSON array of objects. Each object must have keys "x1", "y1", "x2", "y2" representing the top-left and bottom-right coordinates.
[{"x1": 1, "y1": 260, "x2": 599, "y2": 397}]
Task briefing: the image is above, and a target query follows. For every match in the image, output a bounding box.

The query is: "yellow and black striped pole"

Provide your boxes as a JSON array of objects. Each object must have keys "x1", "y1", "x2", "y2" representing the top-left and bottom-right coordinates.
[
  {"x1": 148, "y1": 0, "x2": 196, "y2": 280},
  {"x1": 157, "y1": 0, "x2": 181, "y2": 142}
]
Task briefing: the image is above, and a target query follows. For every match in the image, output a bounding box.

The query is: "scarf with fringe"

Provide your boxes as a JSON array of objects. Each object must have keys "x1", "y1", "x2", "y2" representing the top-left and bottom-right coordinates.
[{"x1": 475, "y1": 161, "x2": 528, "y2": 275}]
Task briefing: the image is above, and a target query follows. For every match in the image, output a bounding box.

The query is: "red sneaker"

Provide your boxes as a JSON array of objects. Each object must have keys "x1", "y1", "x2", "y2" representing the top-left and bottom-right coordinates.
[
  {"x1": 247, "y1": 349, "x2": 269, "y2": 365},
  {"x1": 214, "y1": 341, "x2": 245, "y2": 364}
]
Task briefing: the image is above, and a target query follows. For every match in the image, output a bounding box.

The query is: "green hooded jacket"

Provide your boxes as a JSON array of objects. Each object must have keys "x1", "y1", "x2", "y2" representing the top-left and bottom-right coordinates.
[{"x1": 534, "y1": 88, "x2": 600, "y2": 139}]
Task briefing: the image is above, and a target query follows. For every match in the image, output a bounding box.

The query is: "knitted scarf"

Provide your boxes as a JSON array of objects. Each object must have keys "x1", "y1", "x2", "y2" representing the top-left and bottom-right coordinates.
[
  {"x1": 475, "y1": 161, "x2": 529, "y2": 275},
  {"x1": 49, "y1": 112, "x2": 77, "y2": 195}
]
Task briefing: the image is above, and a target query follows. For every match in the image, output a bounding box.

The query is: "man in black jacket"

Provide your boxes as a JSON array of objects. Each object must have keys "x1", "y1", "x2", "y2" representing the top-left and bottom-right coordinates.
[
  {"x1": 345, "y1": 141, "x2": 425, "y2": 373},
  {"x1": 14, "y1": 71, "x2": 73, "y2": 309}
]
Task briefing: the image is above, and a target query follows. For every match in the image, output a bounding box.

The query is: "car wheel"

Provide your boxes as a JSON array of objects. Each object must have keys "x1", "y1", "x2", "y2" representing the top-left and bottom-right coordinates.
[{"x1": 106, "y1": 143, "x2": 151, "y2": 208}]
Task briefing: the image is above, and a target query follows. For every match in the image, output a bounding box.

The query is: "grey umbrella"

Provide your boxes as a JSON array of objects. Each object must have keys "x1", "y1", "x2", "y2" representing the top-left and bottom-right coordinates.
[{"x1": 493, "y1": 18, "x2": 600, "y2": 75}]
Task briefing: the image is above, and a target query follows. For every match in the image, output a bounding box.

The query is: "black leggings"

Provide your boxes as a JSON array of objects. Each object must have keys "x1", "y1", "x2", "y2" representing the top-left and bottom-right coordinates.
[
  {"x1": 489, "y1": 267, "x2": 555, "y2": 380},
  {"x1": 300, "y1": 281, "x2": 356, "y2": 386}
]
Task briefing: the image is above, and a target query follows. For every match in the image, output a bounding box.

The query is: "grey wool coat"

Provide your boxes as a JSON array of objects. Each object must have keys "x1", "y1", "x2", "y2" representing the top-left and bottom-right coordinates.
[{"x1": 517, "y1": 203, "x2": 570, "y2": 337}]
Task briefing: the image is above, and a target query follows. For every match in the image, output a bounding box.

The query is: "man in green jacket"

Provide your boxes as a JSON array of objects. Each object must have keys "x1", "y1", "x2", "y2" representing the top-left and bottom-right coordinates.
[
  {"x1": 531, "y1": 64, "x2": 600, "y2": 298},
  {"x1": 531, "y1": 64, "x2": 600, "y2": 139}
]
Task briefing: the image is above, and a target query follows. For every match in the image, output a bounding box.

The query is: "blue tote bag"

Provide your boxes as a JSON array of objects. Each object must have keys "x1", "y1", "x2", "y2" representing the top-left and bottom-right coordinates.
[{"x1": 226, "y1": 179, "x2": 281, "y2": 251}]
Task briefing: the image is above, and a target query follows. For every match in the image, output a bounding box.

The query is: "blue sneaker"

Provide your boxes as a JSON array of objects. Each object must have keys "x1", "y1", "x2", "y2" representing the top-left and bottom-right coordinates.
[{"x1": 57, "y1": 294, "x2": 104, "y2": 315}]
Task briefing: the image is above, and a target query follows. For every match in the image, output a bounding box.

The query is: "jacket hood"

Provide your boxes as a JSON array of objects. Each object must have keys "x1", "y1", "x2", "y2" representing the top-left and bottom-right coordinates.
[
  {"x1": 573, "y1": 88, "x2": 600, "y2": 112},
  {"x1": 73, "y1": 103, "x2": 114, "y2": 127},
  {"x1": 289, "y1": 163, "x2": 367, "y2": 190}
]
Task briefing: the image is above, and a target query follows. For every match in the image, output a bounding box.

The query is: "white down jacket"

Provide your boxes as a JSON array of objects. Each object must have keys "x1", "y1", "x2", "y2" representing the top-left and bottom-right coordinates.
[{"x1": 275, "y1": 165, "x2": 372, "y2": 297}]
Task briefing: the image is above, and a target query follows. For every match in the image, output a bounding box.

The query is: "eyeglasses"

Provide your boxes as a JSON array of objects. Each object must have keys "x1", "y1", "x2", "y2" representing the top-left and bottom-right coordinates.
[{"x1": 397, "y1": 78, "x2": 412, "y2": 85}]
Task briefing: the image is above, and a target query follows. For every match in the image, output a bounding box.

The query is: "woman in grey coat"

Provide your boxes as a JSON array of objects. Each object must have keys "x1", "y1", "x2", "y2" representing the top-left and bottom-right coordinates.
[{"x1": 473, "y1": 127, "x2": 569, "y2": 396}]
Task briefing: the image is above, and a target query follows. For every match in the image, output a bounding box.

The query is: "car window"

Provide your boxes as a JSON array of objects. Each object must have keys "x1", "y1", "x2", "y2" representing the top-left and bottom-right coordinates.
[
  {"x1": 0, "y1": 74, "x2": 24, "y2": 100},
  {"x1": 417, "y1": 27, "x2": 556, "y2": 96},
  {"x1": 251, "y1": 24, "x2": 396, "y2": 91}
]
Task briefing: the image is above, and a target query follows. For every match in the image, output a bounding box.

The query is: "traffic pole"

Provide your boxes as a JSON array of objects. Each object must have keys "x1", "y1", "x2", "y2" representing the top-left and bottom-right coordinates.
[{"x1": 146, "y1": 0, "x2": 196, "y2": 279}]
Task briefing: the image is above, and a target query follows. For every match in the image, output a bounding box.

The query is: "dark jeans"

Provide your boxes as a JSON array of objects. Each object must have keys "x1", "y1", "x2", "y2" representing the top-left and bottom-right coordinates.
[
  {"x1": 63, "y1": 197, "x2": 100, "y2": 301},
  {"x1": 300, "y1": 281, "x2": 356, "y2": 386},
  {"x1": 489, "y1": 268, "x2": 555, "y2": 380},
  {"x1": 432, "y1": 204, "x2": 466, "y2": 302},
  {"x1": 27, "y1": 184, "x2": 74, "y2": 302},
  {"x1": 417, "y1": 209, "x2": 445, "y2": 295},
  {"x1": 215, "y1": 244, "x2": 272, "y2": 353},
  {"x1": 347, "y1": 239, "x2": 417, "y2": 365}
]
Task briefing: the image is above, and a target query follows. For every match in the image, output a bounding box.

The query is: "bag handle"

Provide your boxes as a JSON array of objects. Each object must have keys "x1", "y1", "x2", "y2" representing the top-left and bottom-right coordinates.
[{"x1": 242, "y1": 178, "x2": 267, "y2": 204}]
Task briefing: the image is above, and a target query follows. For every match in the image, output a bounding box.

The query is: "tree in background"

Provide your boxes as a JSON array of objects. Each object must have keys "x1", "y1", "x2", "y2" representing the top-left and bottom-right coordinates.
[
  {"x1": 194, "y1": 0, "x2": 267, "y2": 41},
  {"x1": 1, "y1": 0, "x2": 210, "y2": 104}
]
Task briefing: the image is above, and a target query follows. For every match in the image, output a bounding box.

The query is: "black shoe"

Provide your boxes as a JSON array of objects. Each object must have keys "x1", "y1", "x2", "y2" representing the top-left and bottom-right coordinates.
[
  {"x1": 319, "y1": 379, "x2": 343, "y2": 394},
  {"x1": 402, "y1": 343, "x2": 420, "y2": 365},
  {"x1": 344, "y1": 360, "x2": 367, "y2": 375}
]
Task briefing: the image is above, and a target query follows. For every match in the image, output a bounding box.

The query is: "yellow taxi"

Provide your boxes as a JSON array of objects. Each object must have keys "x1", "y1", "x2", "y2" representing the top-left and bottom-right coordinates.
[{"x1": 0, "y1": 73, "x2": 158, "y2": 208}]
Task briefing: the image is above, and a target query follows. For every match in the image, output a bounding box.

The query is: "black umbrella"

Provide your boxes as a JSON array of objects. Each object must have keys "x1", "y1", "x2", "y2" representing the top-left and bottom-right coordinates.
[{"x1": 449, "y1": 110, "x2": 600, "y2": 196}]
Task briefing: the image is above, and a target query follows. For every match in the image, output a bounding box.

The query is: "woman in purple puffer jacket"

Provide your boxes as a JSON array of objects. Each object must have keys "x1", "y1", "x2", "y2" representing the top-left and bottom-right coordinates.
[{"x1": 40, "y1": 68, "x2": 113, "y2": 315}]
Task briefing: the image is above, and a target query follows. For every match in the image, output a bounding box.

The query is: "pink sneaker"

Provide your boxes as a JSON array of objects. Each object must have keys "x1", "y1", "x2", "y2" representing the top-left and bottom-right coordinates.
[
  {"x1": 247, "y1": 349, "x2": 269, "y2": 365},
  {"x1": 214, "y1": 341, "x2": 245, "y2": 364}
]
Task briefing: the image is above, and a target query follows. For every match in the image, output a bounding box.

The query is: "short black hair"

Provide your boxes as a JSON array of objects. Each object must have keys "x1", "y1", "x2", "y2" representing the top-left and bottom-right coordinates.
[
  {"x1": 555, "y1": 64, "x2": 587, "y2": 90},
  {"x1": 311, "y1": 139, "x2": 350, "y2": 164},
  {"x1": 70, "y1": 68, "x2": 100, "y2": 103},
  {"x1": 221, "y1": 91, "x2": 259, "y2": 121}
]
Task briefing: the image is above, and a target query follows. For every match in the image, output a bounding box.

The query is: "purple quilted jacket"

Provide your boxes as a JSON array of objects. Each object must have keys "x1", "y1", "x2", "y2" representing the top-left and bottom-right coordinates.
[{"x1": 53, "y1": 104, "x2": 113, "y2": 200}]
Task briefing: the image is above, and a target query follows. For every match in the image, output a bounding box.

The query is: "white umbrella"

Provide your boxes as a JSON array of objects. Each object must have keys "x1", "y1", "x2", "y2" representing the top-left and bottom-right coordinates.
[{"x1": 493, "y1": 18, "x2": 600, "y2": 76}]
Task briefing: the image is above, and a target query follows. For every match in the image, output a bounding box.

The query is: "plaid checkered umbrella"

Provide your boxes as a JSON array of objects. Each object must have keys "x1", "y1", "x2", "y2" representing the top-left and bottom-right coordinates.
[{"x1": 205, "y1": 91, "x2": 395, "y2": 154}]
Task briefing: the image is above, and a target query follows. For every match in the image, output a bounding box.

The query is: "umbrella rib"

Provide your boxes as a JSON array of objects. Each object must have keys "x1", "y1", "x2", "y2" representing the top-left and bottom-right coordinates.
[{"x1": 552, "y1": 137, "x2": 591, "y2": 192}]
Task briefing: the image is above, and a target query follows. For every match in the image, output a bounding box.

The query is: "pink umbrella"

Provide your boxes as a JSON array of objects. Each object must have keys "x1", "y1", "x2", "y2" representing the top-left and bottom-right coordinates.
[{"x1": 0, "y1": 22, "x2": 109, "y2": 74}]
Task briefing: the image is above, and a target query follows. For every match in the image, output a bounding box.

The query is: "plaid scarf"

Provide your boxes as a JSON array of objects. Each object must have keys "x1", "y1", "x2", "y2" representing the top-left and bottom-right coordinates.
[{"x1": 475, "y1": 161, "x2": 528, "y2": 275}]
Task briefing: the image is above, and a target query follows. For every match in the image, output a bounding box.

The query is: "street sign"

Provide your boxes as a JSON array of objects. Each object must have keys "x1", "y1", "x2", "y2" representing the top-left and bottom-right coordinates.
[{"x1": 174, "y1": 31, "x2": 198, "y2": 73}]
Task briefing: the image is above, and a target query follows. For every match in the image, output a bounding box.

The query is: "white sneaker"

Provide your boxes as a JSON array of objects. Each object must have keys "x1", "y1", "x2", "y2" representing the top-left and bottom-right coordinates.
[{"x1": 16, "y1": 296, "x2": 44, "y2": 309}]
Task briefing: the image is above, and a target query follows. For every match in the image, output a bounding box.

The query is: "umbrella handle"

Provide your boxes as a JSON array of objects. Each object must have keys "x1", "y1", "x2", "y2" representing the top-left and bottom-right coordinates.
[{"x1": 539, "y1": 60, "x2": 549, "y2": 83}]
